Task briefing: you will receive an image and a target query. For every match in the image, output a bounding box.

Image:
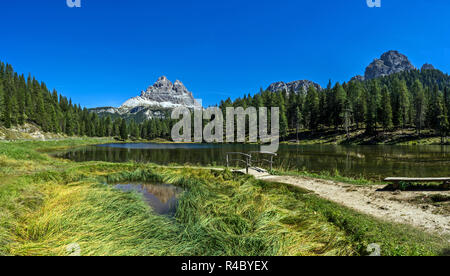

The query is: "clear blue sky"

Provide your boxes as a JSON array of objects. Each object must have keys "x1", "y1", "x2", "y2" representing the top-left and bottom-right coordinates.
[{"x1": 1, "y1": 0, "x2": 449, "y2": 108}]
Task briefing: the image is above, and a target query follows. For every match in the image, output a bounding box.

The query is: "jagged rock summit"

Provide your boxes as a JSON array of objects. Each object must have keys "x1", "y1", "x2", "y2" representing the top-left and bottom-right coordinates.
[
  {"x1": 121, "y1": 76, "x2": 200, "y2": 109},
  {"x1": 364, "y1": 50, "x2": 416, "y2": 80},
  {"x1": 421, "y1": 63, "x2": 435, "y2": 70},
  {"x1": 90, "y1": 76, "x2": 200, "y2": 122},
  {"x1": 267, "y1": 80, "x2": 322, "y2": 94}
]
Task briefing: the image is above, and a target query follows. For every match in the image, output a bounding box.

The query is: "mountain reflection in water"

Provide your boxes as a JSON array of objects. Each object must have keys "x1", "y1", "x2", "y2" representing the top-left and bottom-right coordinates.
[
  {"x1": 114, "y1": 183, "x2": 182, "y2": 216},
  {"x1": 58, "y1": 144, "x2": 450, "y2": 180}
]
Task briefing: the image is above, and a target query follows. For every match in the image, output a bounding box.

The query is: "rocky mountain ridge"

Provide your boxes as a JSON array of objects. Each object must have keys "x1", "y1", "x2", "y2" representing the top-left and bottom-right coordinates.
[
  {"x1": 351, "y1": 51, "x2": 439, "y2": 82},
  {"x1": 121, "y1": 76, "x2": 200, "y2": 109},
  {"x1": 266, "y1": 80, "x2": 322, "y2": 93},
  {"x1": 91, "y1": 76, "x2": 200, "y2": 122},
  {"x1": 364, "y1": 50, "x2": 416, "y2": 80}
]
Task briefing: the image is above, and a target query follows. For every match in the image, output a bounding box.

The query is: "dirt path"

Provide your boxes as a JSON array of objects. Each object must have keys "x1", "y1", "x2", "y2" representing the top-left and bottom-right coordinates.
[
  {"x1": 173, "y1": 166, "x2": 450, "y2": 235},
  {"x1": 256, "y1": 174, "x2": 450, "y2": 235}
]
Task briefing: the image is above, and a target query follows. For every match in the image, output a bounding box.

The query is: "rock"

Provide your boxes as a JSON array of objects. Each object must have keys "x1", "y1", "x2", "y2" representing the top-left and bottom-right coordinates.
[
  {"x1": 364, "y1": 50, "x2": 415, "y2": 80},
  {"x1": 121, "y1": 76, "x2": 200, "y2": 109},
  {"x1": 421, "y1": 63, "x2": 435, "y2": 70},
  {"x1": 0, "y1": 123, "x2": 66, "y2": 141},
  {"x1": 267, "y1": 80, "x2": 322, "y2": 94},
  {"x1": 351, "y1": 75, "x2": 365, "y2": 82}
]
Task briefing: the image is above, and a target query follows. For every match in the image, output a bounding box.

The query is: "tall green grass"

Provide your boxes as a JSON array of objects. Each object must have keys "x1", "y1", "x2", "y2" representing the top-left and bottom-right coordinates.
[
  {"x1": 100, "y1": 168, "x2": 355, "y2": 256},
  {"x1": 0, "y1": 139, "x2": 448, "y2": 256}
]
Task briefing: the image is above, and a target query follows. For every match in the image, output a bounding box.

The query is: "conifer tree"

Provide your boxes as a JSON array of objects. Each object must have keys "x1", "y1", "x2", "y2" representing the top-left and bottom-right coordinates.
[
  {"x1": 348, "y1": 81, "x2": 365, "y2": 129},
  {"x1": 437, "y1": 95, "x2": 449, "y2": 144},
  {"x1": 105, "y1": 117, "x2": 112, "y2": 137},
  {"x1": 34, "y1": 91, "x2": 45, "y2": 126},
  {"x1": 10, "y1": 92, "x2": 18, "y2": 126},
  {"x1": 412, "y1": 80, "x2": 426, "y2": 135},
  {"x1": 305, "y1": 86, "x2": 319, "y2": 131},
  {"x1": 333, "y1": 83, "x2": 347, "y2": 129},
  {"x1": 277, "y1": 92, "x2": 288, "y2": 139},
  {"x1": 64, "y1": 112, "x2": 74, "y2": 136},
  {"x1": 427, "y1": 86, "x2": 441, "y2": 130},
  {"x1": 398, "y1": 80, "x2": 410, "y2": 131},
  {"x1": 0, "y1": 83, "x2": 4, "y2": 120},
  {"x1": 444, "y1": 87, "x2": 450, "y2": 122},
  {"x1": 294, "y1": 106, "x2": 302, "y2": 141},
  {"x1": 16, "y1": 78, "x2": 26, "y2": 125},
  {"x1": 2, "y1": 86, "x2": 11, "y2": 128},
  {"x1": 391, "y1": 78, "x2": 402, "y2": 128},
  {"x1": 380, "y1": 86, "x2": 393, "y2": 132},
  {"x1": 365, "y1": 82, "x2": 379, "y2": 134},
  {"x1": 120, "y1": 119, "x2": 128, "y2": 140}
]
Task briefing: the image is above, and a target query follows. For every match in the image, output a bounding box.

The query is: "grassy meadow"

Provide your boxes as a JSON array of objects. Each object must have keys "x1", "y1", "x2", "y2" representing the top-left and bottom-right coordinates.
[{"x1": 0, "y1": 139, "x2": 448, "y2": 256}]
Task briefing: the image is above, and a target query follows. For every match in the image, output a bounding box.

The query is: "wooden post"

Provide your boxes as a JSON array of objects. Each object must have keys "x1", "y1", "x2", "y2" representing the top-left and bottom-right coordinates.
[
  {"x1": 226, "y1": 154, "x2": 229, "y2": 169},
  {"x1": 246, "y1": 156, "x2": 249, "y2": 174},
  {"x1": 270, "y1": 155, "x2": 273, "y2": 171}
]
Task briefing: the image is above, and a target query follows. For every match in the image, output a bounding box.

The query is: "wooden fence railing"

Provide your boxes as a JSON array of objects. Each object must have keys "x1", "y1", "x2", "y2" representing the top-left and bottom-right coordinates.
[{"x1": 226, "y1": 151, "x2": 277, "y2": 173}]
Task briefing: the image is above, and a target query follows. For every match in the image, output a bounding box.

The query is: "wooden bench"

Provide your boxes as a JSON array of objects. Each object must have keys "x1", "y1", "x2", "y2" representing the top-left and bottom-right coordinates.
[{"x1": 384, "y1": 177, "x2": 450, "y2": 190}]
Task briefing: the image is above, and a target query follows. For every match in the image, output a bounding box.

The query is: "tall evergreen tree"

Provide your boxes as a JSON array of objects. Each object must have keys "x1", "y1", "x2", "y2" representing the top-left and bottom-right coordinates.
[
  {"x1": 412, "y1": 80, "x2": 426, "y2": 135},
  {"x1": 398, "y1": 80, "x2": 410, "y2": 131},
  {"x1": 34, "y1": 91, "x2": 45, "y2": 126},
  {"x1": 332, "y1": 83, "x2": 347, "y2": 129},
  {"x1": 294, "y1": 106, "x2": 302, "y2": 141},
  {"x1": 365, "y1": 82, "x2": 379, "y2": 134},
  {"x1": 437, "y1": 95, "x2": 449, "y2": 144},
  {"x1": 120, "y1": 119, "x2": 128, "y2": 140},
  {"x1": 277, "y1": 92, "x2": 288, "y2": 139},
  {"x1": 380, "y1": 86, "x2": 393, "y2": 132},
  {"x1": 0, "y1": 83, "x2": 4, "y2": 121},
  {"x1": 305, "y1": 86, "x2": 320, "y2": 131},
  {"x1": 10, "y1": 92, "x2": 18, "y2": 126},
  {"x1": 349, "y1": 81, "x2": 366, "y2": 129},
  {"x1": 2, "y1": 84, "x2": 11, "y2": 128}
]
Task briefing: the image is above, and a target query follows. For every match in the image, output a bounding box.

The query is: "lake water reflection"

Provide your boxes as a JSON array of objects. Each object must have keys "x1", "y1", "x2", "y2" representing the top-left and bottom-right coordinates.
[{"x1": 57, "y1": 143, "x2": 450, "y2": 180}]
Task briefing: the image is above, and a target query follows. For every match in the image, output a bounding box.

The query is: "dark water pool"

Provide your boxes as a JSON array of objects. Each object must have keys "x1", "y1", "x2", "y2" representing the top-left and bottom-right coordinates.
[{"x1": 114, "y1": 183, "x2": 182, "y2": 216}]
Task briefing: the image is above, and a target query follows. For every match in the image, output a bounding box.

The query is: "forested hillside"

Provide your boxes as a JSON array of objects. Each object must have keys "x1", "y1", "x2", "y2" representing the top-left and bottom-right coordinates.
[
  {"x1": 220, "y1": 69, "x2": 450, "y2": 142},
  {"x1": 1, "y1": 60, "x2": 450, "y2": 143},
  {"x1": 0, "y1": 61, "x2": 174, "y2": 140}
]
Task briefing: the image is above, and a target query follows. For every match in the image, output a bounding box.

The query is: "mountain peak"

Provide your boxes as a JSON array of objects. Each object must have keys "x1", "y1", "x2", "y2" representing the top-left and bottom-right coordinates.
[
  {"x1": 421, "y1": 63, "x2": 435, "y2": 70},
  {"x1": 267, "y1": 80, "x2": 322, "y2": 94},
  {"x1": 153, "y1": 76, "x2": 173, "y2": 88},
  {"x1": 120, "y1": 76, "x2": 199, "y2": 109},
  {"x1": 364, "y1": 50, "x2": 415, "y2": 80}
]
